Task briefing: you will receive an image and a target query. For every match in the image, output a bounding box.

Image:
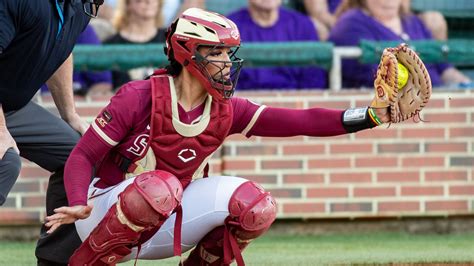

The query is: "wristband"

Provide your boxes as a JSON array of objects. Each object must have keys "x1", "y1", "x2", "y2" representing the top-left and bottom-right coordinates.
[
  {"x1": 342, "y1": 107, "x2": 378, "y2": 133},
  {"x1": 368, "y1": 107, "x2": 382, "y2": 126}
]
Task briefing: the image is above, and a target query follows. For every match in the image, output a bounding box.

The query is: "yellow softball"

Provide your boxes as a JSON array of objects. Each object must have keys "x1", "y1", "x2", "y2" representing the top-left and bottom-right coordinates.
[{"x1": 397, "y1": 63, "x2": 409, "y2": 90}]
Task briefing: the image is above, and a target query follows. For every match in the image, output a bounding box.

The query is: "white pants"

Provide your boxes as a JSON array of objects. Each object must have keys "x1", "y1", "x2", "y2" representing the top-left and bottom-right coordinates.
[{"x1": 75, "y1": 176, "x2": 248, "y2": 261}]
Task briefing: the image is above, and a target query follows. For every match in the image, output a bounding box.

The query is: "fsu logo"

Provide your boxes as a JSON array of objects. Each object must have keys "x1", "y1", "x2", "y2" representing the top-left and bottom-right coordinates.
[
  {"x1": 127, "y1": 134, "x2": 149, "y2": 156},
  {"x1": 126, "y1": 125, "x2": 151, "y2": 156}
]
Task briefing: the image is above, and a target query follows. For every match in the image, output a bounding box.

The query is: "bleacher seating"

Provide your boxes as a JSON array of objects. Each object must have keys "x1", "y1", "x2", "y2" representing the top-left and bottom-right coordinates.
[
  {"x1": 411, "y1": 0, "x2": 474, "y2": 79},
  {"x1": 411, "y1": 0, "x2": 474, "y2": 39},
  {"x1": 411, "y1": 0, "x2": 473, "y2": 14}
]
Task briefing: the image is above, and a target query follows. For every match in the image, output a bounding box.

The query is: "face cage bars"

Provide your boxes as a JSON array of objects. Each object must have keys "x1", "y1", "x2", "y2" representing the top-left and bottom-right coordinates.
[{"x1": 194, "y1": 45, "x2": 244, "y2": 99}]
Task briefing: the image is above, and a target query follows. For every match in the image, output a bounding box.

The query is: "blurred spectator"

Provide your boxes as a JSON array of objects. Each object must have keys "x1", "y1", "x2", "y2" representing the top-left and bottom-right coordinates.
[
  {"x1": 105, "y1": 0, "x2": 167, "y2": 89},
  {"x1": 41, "y1": 25, "x2": 113, "y2": 96},
  {"x1": 303, "y1": 0, "x2": 447, "y2": 41},
  {"x1": 87, "y1": 0, "x2": 118, "y2": 42},
  {"x1": 402, "y1": 0, "x2": 447, "y2": 40},
  {"x1": 98, "y1": 0, "x2": 118, "y2": 21},
  {"x1": 303, "y1": 0, "x2": 342, "y2": 40},
  {"x1": 162, "y1": 0, "x2": 205, "y2": 27},
  {"x1": 90, "y1": 18, "x2": 117, "y2": 42},
  {"x1": 329, "y1": 0, "x2": 470, "y2": 88},
  {"x1": 228, "y1": 0, "x2": 327, "y2": 90}
]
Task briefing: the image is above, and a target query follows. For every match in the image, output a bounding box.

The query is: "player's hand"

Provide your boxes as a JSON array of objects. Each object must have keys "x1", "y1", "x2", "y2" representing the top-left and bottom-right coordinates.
[
  {"x1": 66, "y1": 113, "x2": 89, "y2": 135},
  {"x1": 372, "y1": 107, "x2": 391, "y2": 124},
  {"x1": 0, "y1": 125, "x2": 19, "y2": 159},
  {"x1": 45, "y1": 205, "x2": 93, "y2": 234}
]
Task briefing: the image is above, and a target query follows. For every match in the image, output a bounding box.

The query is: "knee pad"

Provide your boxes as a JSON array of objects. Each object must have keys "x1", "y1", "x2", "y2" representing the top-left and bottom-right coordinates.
[
  {"x1": 120, "y1": 170, "x2": 183, "y2": 228},
  {"x1": 228, "y1": 181, "x2": 277, "y2": 240}
]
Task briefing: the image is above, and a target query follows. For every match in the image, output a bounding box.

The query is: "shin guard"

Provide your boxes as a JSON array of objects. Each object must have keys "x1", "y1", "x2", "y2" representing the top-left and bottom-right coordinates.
[
  {"x1": 69, "y1": 170, "x2": 183, "y2": 265},
  {"x1": 183, "y1": 181, "x2": 277, "y2": 266}
]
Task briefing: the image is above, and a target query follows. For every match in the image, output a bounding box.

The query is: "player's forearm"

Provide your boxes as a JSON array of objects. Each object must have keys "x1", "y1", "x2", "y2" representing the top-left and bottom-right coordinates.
[
  {"x1": 64, "y1": 146, "x2": 94, "y2": 206},
  {"x1": 46, "y1": 53, "x2": 78, "y2": 122},
  {"x1": 65, "y1": 130, "x2": 112, "y2": 206}
]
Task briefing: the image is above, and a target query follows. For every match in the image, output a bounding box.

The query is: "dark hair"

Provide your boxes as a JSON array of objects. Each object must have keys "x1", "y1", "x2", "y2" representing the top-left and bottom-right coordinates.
[
  {"x1": 165, "y1": 59, "x2": 183, "y2": 76},
  {"x1": 164, "y1": 19, "x2": 183, "y2": 76}
]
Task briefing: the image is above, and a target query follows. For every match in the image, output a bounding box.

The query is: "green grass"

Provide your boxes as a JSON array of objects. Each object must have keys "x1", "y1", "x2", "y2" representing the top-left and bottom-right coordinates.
[{"x1": 1, "y1": 232, "x2": 474, "y2": 265}]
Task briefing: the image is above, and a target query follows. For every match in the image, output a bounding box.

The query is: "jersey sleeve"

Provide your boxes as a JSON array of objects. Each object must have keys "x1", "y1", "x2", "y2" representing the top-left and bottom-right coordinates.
[
  {"x1": 229, "y1": 97, "x2": 266, "y2": 137},
  {"x1": 247, "y1": 106, "x2": 347, "y2": 137},
  {"x1": 230, "y1": 97, "x2": 347, "y2": 137},
  {"x1": 65, "y1": 129, "x2": 112, "y2": 206},
  {"x1": 90, "y1": 83, "x2": 140, "y2": 147}
]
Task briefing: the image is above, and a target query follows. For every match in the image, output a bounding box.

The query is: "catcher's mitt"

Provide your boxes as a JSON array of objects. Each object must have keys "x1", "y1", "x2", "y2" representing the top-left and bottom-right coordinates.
[{"x1": 371, "y1": 43, "x2": 432, "y2": 123}]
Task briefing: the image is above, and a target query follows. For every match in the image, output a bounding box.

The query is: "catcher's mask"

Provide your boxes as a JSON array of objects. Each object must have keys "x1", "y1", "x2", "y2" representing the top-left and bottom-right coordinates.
[
  {"x1": 164, "y1": 8, "x2": 244, "y2": 100},
  {"x1": 82, "y1": 0, "x2": 104, "y2": 18}
]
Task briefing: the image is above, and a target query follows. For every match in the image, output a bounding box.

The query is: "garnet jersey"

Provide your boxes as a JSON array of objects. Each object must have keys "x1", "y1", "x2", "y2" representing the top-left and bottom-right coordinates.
[{"x1": 89, "y1": 76, "x2": 263, "y2": 188}]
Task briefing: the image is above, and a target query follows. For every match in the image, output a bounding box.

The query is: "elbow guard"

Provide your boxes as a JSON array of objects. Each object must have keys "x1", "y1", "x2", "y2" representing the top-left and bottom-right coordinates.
[{"x1": 342, "y1": 107, "x2": 378, "y2": 133}]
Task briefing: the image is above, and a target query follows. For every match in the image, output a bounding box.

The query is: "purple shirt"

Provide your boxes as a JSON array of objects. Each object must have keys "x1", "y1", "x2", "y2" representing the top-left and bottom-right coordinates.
[
  {"x1": 228, "y1": 8, "x2": 327, "y2": 90},
  {"x1": 73, "y1": 25, "x2": 112, "y2": 90},
  {"x1": 328, "y1": 0, "x2": 342, "y2": 14},
  {"x1": 328, "y1": 9, "x2": 449, "y2": 88}
]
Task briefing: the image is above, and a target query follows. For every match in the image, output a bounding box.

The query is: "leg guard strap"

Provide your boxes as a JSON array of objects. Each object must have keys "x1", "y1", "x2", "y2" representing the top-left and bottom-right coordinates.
[{"x1": 224, "y1": 219, "x2": 245, "y2": 266}]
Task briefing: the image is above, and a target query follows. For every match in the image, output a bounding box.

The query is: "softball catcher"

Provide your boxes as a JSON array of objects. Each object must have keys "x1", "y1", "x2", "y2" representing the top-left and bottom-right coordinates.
[{"x1": 44, "y1": 8, "x2": 431, "y2": 266}]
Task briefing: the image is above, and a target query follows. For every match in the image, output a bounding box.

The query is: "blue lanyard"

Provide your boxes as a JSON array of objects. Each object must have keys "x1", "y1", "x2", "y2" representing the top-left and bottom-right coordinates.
[{"x1": 55, "y1": 0, "x2": 64, "y2": 38}]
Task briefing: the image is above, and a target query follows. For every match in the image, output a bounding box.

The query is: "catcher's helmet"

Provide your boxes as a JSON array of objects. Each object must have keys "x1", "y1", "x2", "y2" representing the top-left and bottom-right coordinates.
[{"x1": 165, "y1": 8, "x2": 243, "y2": 99}]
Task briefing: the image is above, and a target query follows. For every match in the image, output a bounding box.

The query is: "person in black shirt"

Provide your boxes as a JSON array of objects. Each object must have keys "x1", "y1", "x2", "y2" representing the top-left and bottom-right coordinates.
[
  {"x1": 104, "y1": 0, "x2": 166, "y2": 89},
  {"x1": 0, "y1": 0, "x2": 104, "y2": 265}
]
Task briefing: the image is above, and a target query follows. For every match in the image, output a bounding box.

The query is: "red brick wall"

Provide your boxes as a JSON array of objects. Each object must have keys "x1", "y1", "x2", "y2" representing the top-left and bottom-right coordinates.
[{"x1": 0, "y1": 89, "x2": 472, "y2": 224}]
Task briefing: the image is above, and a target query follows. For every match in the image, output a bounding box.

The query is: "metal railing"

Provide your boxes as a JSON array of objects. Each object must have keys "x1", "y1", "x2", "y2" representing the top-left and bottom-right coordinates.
[{"x1": 330, "y1": 47, "x2": 362, "y2": 91}]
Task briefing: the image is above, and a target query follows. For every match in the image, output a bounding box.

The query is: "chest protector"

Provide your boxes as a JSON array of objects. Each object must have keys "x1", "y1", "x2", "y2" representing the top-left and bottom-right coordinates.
[{"x1": 144, "y1": 73, "x2": 232, "y2": 188}]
